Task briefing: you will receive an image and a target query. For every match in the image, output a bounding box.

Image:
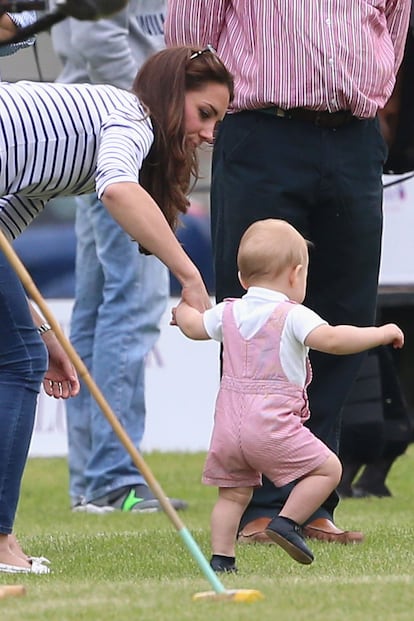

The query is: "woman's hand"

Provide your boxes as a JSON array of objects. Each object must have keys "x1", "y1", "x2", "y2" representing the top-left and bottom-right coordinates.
[
  {"x1": 41, "y1": 332, "x2": 80, "y2": 399},
  {"x1": 181, "y1": 275, "x2": 212, "y2": 313}
]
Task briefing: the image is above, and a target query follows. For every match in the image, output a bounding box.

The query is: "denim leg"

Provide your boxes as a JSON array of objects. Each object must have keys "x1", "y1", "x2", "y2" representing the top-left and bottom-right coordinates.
[
  {"x1": 0, "y1": 251, "x2": 48, "y2": 533},
  {"x1": 66, "y1": 198, "x2": 102, "y2": 504},
  {"x1": 67, "y1": 195, "x2": 169, "y2": 503}
]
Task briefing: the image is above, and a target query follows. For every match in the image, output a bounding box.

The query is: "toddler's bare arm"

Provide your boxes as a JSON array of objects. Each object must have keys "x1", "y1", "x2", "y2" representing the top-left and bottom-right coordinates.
[{"x1": 305, "y1": 323, "x2": 404, "y2": 355}]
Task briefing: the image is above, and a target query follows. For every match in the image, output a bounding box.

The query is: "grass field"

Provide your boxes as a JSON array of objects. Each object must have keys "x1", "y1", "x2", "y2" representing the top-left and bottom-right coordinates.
[{"x1": 1, "y1": 447, "x2": 413, "y2": 620}]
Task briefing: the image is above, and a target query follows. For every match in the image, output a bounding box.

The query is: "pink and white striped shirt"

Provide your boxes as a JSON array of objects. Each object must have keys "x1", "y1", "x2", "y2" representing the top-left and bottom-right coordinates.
[{"x1": 165, "y1": 0, "x2": 411, "y2": 118}]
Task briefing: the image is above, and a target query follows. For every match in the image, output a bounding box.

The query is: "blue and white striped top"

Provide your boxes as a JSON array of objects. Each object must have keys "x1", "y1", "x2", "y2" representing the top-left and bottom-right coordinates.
[{"x1": 0, "y1": 80, "x2": 154, "y2": 240}]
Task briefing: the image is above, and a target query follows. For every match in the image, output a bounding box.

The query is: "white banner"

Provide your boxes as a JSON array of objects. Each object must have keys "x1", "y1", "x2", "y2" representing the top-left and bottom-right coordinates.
[
  {"x1": 379, "y1": 174, "x2": 414, "y2": 285},
  {"x1": 29, "y1": 298, "x2": 219, "y2": 456}
]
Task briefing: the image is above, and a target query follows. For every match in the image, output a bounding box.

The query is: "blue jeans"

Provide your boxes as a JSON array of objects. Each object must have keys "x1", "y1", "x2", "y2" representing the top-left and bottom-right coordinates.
[
  {"x1": 0, "y1": 250, "x2": 48, "y2": 533},
  {"x1": 66, "y1": 195, "x2": 169, "y2": 504}
]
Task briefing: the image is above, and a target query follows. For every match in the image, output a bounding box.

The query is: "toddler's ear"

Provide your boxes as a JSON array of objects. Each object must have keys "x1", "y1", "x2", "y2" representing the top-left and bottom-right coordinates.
[{"x1": 289, "y1": 263, "x2": 303, "y2": 286}]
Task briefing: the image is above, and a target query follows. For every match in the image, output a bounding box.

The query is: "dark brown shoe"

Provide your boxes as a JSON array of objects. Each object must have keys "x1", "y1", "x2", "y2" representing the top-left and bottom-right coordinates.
[
  {"x1": 303, "y1": 518, "x2": 364, "y2": 544},
  {"x1": 237, "y1": 517, "x2": 274, "y2": 544}
]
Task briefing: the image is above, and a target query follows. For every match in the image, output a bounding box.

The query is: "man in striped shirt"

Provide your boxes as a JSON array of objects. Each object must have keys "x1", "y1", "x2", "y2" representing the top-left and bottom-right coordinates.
[{"x1": 165, "y1": 0, "x2": 411, "y2": 545}]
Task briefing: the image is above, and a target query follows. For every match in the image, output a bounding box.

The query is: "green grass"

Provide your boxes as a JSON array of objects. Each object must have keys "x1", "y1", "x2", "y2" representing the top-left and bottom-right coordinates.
[{"x1": 1, "y1": 447, "x2": 413, "y2": 620}]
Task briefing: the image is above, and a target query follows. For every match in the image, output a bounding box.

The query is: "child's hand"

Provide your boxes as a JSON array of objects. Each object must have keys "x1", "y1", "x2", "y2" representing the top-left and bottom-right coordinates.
[
  {"x1": 170, "y1": 300, "x2": 185, "y2": 326},
  {"x1": 170, "y1": 305, "x2": 179, "y2": 326},
  {"x1": 382, "y1": 323, "x2": 404, "y2": 349},
  {"x1": 170, "y1": 300, "x2": 208, "y2": 340}
]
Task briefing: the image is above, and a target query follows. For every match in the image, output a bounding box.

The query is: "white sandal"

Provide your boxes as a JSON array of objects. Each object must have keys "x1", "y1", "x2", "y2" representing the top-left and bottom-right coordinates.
[
  {"x1": 28, "y1": 556, "x2": 51, "y2": 565},
  {"x1": 0, "y1": 560, "x2": 50, "y2": 574}
]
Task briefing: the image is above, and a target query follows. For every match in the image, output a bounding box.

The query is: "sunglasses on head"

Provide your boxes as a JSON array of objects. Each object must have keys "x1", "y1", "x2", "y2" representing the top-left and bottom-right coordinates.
[{"x1": 189, "y1": 44, "x2": 217, "y2": 60}]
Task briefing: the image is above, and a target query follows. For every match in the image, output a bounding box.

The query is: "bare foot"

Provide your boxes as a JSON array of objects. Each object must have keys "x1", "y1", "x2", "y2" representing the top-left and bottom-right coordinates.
[
  {"x1": 7, "y1": 534, "x2": 30, "y2": 562},
  {"x1": 0, "y1": 551, "x2": 31, "y2": 569},
  {"x1": 0, "y1": 535, "x2": 30, "y2": 567}
]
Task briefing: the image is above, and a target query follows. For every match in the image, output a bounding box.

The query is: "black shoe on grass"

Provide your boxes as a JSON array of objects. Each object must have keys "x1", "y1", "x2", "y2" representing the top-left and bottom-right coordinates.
[
  {"x1": 210, "y1": 554, "x2": 238, "y2": 573},
  {"x1": 265, "y1": 516, "x2": 314, "y2": 564}
]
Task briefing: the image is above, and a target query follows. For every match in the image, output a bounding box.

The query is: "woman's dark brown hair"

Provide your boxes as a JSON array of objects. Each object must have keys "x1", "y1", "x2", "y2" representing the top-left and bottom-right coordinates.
[{"x1": 132, "y1": 45, "x2": 234, "y2": 240}]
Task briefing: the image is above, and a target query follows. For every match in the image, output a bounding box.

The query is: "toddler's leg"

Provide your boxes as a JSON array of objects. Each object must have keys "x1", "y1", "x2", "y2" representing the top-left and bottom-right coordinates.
[
  {"x1": 265, "y1": 453, "x2": 342, "y2": 564},
  {"x1": 210, "y1": 486, "x2": 252, "y2": 573},
  {"x1": 279, "y1": 453, "x2": 342, "y2": 525}
]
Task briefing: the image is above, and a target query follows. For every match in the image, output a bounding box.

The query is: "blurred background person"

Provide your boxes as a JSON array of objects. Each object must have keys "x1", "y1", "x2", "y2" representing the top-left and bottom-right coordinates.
[
  {"x1": 50, "y1": 1, "x2": 187, "y2": 513},
  {"x1": 339, "y1": 345, "x2": 413, "y2": 498},
  {"x1": 0, "y1": 6, "x2": 36, "y2": 72},
  {"x1": 339, "y1": 6, "x2": 414, "y2": 500}
]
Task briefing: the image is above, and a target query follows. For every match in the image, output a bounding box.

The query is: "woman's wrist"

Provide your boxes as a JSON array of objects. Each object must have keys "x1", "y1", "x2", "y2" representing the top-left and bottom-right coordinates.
[
  {"x1": 179, "y1": 267, "x2": 203, "y2": 289},
  {"x1": 37, "y1": 322, "x2": 52, "y2": 336}
]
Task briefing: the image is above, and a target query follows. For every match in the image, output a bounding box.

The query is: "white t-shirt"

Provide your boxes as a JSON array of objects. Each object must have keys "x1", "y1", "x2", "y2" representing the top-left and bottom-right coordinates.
[{"x1": 203, "y1": 287, "x2": 327, "y2": 387}]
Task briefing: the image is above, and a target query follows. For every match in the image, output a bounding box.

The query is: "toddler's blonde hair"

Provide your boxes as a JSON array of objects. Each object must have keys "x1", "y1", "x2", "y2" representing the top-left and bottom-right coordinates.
[{"x1": 237, "y1": 219, "x2": 308, "y2": 285}]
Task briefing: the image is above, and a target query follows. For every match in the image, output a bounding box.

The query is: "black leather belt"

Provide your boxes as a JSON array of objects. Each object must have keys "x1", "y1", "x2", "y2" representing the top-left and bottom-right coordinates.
[{"x1": 258, "y1": 106, "x2": 356, "y2": 128}]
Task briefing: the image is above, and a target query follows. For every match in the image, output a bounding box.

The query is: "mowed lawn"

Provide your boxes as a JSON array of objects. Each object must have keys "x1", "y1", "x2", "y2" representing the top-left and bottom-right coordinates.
[{"x1": 1, "y1": 447, "x2": 413, "y2": 620}]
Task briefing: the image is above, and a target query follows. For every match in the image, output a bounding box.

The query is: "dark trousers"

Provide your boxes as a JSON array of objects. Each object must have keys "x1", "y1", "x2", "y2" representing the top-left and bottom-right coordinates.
[
  {"x1": 341, "y1": 345, "x2": 413, "y2": 464},
  {"x1": 210, "y1": 110, "x2": 385, "y2": 524}
]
